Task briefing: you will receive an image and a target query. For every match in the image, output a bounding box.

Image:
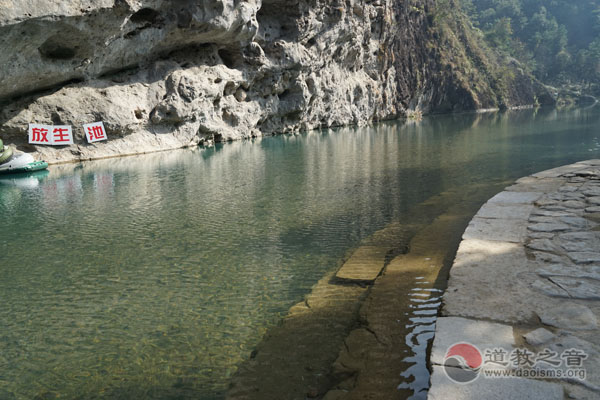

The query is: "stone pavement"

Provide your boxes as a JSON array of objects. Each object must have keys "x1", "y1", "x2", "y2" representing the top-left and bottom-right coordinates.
[{"x1": 429, "y1": 159, "x2": 600, "y2": 399}]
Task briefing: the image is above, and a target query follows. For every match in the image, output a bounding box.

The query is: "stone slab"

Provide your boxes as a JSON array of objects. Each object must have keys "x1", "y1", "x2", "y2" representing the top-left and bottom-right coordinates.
[
  {"x1": 538, "y1": 302, "x2": 598, "y2": 330},
  {"x1": 477, "y1": 203, "x2": 534, "y2": 220},
  {"x1": 523, "y1": 328, "x2": 556, "y2": 346},
  {"x1": 559, "y1": 185, "x2": 582, "y2": 193},
  {"x1": 563, "y1": 383, "x2": 600, "y2": 400},
  {"x1": 532, "y1": 278, "x2": 570, "y2": 298},
  {"x1": 550, "y1": 191, "x2": 586, "y2": 200},
  {"x1": 536, "y1": 264, "x2": 600, "y2": 281},
  {"x1": 532, "y1": 251, "x2": 570, "y2": 264},
  {"x1": 507, "y1": 177, "x2": 566, "y2": 193},
  {"x1": 583, "y1": 187, "x2": 600, "y2": 197},
  {"x1": 533, "y1": 165, "x2": 589, "y2": 179},
  {"x1": 545, "y1": 335, "x2": 600, "y2": 391},
  {"x1": 528, "y1": 223, "x2": 572, "y2": 233},
  {"x1": 335, "y1": 246, "x2": 388, "y2": 282},
  {"x1": 549, "y1": 276, "x2": 600, "y2": 300},
  {"x1": 427, "y1": 366, "x2": 564, "y2": 400},
  {"x1": 575, "y1": 169, "x2": 600, "y2": 178},
  {"x1": 529, "y1": 232, "x2": 555, "y2": 239},
  {"x1": 487, "y1": 191, "x2": 542, "y2": 204},
  {"x1": 559, "y1": 216, "x2": 593, "y2": 228},
  {"x1": 579, "y1": 160, "x2": 600, "y2": 166},
  {"x1": 588, "y1": 197, "x2": 600, "y2": 205},
  {"x1": 558, "y1": 232, "x2": 600, "y2": 252},
  {"x1": 431, "y1": 317, "x2": 514, "y2": 366},
  {"x1": 567, "y1": 252, "x2": 600, "y2": 264},
  {"x1": 463, "y1": 217, "x2": 527, "y2": 243},
  {"x1": 432, "y1": 161, "x2": 600, "y2": 400},
  {"x1": 526, "y1": 239, "x2": 559, "y2": 252},
  {"x1": 531, "y1": 209, "x2": 574, "y2": 217},
  {"x1": 443, "y1": 239, "x2": 545, "y2": 323},
  {"x1": 563, "y1": 200, "x2": 588, "y2": 209}
]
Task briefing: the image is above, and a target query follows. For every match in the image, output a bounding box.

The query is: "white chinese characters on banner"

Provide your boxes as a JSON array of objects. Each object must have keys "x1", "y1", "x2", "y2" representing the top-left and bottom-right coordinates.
[
  {"x1": 83, "y1": 121, "x2": 107, "y2": 143},
  {"x1": 28, "y1": 124, "x2": 74, "y2": 145}
]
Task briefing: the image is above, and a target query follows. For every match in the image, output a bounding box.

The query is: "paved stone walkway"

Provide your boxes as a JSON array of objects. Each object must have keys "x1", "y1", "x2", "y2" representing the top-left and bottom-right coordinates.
[{"x1": 429, "y1": 159, "x2": 600, "y2": 399}]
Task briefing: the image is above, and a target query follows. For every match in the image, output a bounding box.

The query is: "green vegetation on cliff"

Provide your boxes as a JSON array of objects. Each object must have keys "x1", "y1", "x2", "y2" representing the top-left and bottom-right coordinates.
[
  {"x1": 425, "y1": 0, "x2": 553, "y2": 110},
  {"x1": 463, "y1": 0, "x2": 600, "y2": 93}
]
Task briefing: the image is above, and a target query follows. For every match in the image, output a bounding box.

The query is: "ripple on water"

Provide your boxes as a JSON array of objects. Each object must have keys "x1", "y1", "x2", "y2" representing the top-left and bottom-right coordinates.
[{"x1": 1, "y1": 107, "x2": 600, "y2": 399}]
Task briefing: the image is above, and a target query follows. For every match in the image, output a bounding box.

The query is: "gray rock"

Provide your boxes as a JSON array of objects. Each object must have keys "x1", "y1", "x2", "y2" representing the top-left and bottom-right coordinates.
[
  {"x1": 0, "y1": 0, "x2": 552, "y2": 164},
  {"x1": 541, "y1": 205, "x2": 568, "y2": 211},
  {"x1": 535, "y1": 197, "x2": 558, "y2": 207},
  {"x1": 464, "y1": 217, "x2": 527, "y2": 243},
  {"x1": 530, "y1": 209, "x2": 573, "y2": 217},
  {"x1": 488, "y1": 191, "x2": 542, "y2": 204},
  {"x1": 559, "y1": 185, "x2": 581, "y2": 193},
  {"x1": 444, "y1": 239, "x2": 558, "y2": 323},
  {"x1": 582, "y1": 187, "x2": 600, "y2": 197},
  {"x1": 532, "y1": 279, "x2": 570, "y2": 298},
  {"x1": 534, "y1": 165, "x2": 589, "y2": 179},
  {"x1": 567, "y1": 252, "x2": 600, "y2": 265},
  {"x1": 528, "y1": 223, "x2": 572, "y2": 233},
  {"x1": 563, "y1": 383, "x2": 600, "y2": 400},
  {"x1": 507, "y1": 178, "x2": 566, "y2": 193},
  {"x1": 575, "y1": 169, "x2": 600, "y2": 178},
  {"x1": 0, "y1": 1, "x2": 259, "y2": 101},
  {"x1": 523, "y1": 328, "x2": 556, "y2": 346},
  {"x1": 428, "y1": 366, "x2": 564, "y2": 400},
  {"x1": 586, "y1": 207, "x2": 600, "y2": 213},
  {"x1": 569, "y1": 177, "x2": 588, "y2": 183},
  {"x1": 549, "y1": 277, "x2": 600, "y2": 300},
  {"x1": 431, "y1": 317, "x2": 514, "y2": 367},
  {"x1": 545, "y1": 335, "x2": 600, "y2": 391},
  {"x1": 532, "y1": 252, "x2": 569, "y2": 264},
  {"x1": 563, "y1": 200, "x2": 588, "y2": 209},
  {"x1": 538, "y1": 303, "x2": 598, "y2": 330},
  {"x1": 529, "y1": 232, "x2": 555, "y2": 239},
  {"x1": 437, "y1": 168, "x2": 600, "y2": 400},
  {"x1": 526, "y1": 239, "x2": 559, "y2": 252},
  {"x1": 549, "y1": 192, "x2": 584, "y2": 201},
  {"x1": 588, "y1": 197, "x2": 600, "y2": 205},
  {"x1": 335, "y1": 246, "x2": 388, "y2": 283},
  {"x1": 478, "y1": 203, "x2": 534, "y2": 220},
  {"x1": 558, "y1": 232, "x2": 600, "y2": 252},
  {"x1": 528, "y1": 216, "x2": 555, "y2": 223},
  {"x1": 558, "y1": 216, "x2": 592, "y2": 228},
  {"x1": 537, "y1": 264, "x2": 600, "y2": 281}
]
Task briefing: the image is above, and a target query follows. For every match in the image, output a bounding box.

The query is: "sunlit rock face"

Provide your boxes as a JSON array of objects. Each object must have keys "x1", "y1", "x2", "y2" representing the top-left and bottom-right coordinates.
[{"x1": 0, "y1": 0, "x2": 551, "y2": 163}]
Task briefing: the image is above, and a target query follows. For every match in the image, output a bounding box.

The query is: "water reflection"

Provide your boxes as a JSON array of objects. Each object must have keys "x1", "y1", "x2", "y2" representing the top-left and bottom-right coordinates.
[{"x1": 0, "y1": 106, "x2": 599, "y2": 399}]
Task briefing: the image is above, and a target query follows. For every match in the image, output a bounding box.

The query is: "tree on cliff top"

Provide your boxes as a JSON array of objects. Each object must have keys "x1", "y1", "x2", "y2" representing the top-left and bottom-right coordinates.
[{"x1": 463, "y1": 0, "x2": 600, "y2": 91}]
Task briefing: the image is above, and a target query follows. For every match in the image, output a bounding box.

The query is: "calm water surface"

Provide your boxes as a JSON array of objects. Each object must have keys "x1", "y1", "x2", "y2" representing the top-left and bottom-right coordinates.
[{"x1": 0, "y1": 107, "x2": 599, "y2": 399}]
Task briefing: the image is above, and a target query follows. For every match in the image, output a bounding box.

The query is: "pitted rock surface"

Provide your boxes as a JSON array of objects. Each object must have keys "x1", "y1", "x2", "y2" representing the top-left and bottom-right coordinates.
[{"x1": 0, "y1": 0, "x2": 553, "y2": 164}]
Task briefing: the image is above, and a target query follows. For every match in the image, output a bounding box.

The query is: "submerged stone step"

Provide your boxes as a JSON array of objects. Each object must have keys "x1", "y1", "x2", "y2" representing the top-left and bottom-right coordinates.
[{"x1": 335, "y1": 245, "x2": 389, "y2": 283}]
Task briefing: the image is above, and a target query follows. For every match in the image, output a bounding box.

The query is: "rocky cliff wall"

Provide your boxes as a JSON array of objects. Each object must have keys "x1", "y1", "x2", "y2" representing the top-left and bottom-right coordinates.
[{"x1": 0, "y1": 0, "x2": 553, "y2": 163}]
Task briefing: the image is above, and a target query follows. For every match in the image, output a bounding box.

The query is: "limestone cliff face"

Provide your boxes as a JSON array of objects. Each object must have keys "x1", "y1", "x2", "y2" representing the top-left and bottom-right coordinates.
[{"x1": 0, "y1": 0, "x2": 552, "y2": 163}]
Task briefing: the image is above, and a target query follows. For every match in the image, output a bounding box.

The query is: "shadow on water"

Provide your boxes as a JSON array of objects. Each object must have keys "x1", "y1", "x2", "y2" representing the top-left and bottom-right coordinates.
[
  {"x1": 0, "y1": 106, "x2": 599, "y2": 399},
  {"x1": 226, "y1": 178, "x2": 511, "y2": 400}
]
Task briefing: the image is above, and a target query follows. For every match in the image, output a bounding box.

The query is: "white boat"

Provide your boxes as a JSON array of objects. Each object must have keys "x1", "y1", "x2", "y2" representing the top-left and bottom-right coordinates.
[{"x1": 0, "y1": 151, "x2": 49, "y2": 174}]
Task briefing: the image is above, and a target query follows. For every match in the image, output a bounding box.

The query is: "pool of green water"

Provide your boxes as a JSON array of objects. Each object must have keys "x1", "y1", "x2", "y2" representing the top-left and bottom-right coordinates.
[{"x1": 0, "y1": 106, "x2": 599, "y2": 399}]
